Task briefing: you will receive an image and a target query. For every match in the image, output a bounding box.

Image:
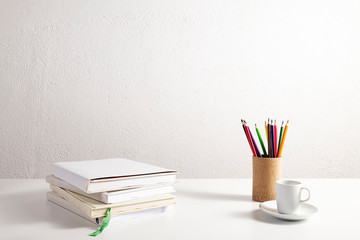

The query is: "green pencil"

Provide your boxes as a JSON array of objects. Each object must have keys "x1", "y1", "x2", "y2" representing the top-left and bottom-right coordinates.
[
  {"x1": 277, "y1": 121, "x2": 284, "y2": 157},
  {"x1": 255, "y1": 124, "x2": 267, "y2": 157}
]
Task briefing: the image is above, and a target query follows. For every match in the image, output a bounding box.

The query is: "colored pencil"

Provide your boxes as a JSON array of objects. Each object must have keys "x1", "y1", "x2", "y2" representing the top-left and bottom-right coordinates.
[
  {"x1": 277, "y1": 121, "x2": 284, "y2": 157},
  {"x1": 270, "y1": 120, "x2": 274, "y2": 157},
  {"x1": 256, "y1": 124, "x2": 267, "y2": 157},
  {"x1": 278, "y1": 120, "x2": 289, "y2": 157},
  {"x1": 242, "y1": 120, "x2": 256, "y2": 156},
  {"x1": 265, "y1": 121, "x2": 268, "y2": 144},
  {"x1": 274, "y1": 120, "x2": 278, "y2": 157},
  {"x1": 247, "y1": 124, "x2": 261, "y2": 157},
  {"x1": 242, "y1": 118, "x2": 289, "y2": 158},
  {"x1": 267, "y1": 118, "x2": 271, "y2": 158},
  {"x1": 241, "y1": 120, "x2": 251, "y2": 147}
]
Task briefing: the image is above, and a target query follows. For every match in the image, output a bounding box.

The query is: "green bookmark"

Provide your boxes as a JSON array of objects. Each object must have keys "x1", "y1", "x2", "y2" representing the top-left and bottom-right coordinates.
[{"x1": 89, "y1": 208, "x2": 111, "y2": 237}]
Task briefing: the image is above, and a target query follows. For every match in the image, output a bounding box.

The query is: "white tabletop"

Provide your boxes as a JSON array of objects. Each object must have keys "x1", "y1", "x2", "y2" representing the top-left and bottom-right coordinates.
[{"x1": 1, "y1": 179, "x2": 359, "y2": 240}]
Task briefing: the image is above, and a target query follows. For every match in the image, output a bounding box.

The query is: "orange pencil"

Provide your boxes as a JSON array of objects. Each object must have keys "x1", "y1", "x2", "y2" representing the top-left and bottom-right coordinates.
[{"x1": 277, "y1": 120, "x2": 289, "y2": 157}]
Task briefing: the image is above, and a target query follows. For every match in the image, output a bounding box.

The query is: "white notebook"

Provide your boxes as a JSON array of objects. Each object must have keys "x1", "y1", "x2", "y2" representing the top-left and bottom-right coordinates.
[
  {"x1": 47, "y1": 191, "x2": 172, "y2": 226},
  {"x1": 50, "y1": 158, "x2": 177, "y2": 193},
  {"x1": 46, "y1": 175, "x2": 176, "y2": 203}
]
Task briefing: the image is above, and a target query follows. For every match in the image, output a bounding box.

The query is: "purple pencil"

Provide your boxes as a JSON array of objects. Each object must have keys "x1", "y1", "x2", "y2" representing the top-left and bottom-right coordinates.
[{"x1": 248, "y1": 126, "x2": 262, "y2": 157}]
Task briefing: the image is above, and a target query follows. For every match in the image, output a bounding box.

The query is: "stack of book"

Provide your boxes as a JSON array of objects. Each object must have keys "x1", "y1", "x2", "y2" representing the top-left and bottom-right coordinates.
[{"x1": 46, "y1": 158, "x2": 177, "y2": 233}]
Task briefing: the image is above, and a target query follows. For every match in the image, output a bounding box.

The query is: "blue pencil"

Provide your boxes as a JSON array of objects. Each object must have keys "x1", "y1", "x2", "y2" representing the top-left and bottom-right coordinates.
[{"x1": 270, "y1": 121, "x2": 275, "y2": 158}]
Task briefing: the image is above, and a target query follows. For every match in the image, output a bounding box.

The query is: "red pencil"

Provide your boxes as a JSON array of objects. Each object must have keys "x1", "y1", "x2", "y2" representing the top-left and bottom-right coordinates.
[
  {"x1": 241, "y1": 120, "x2": 255, "y2": 156},
  {"x1": 243, "y1": 121, "x2": 256, "y2": 156},
  {"x1": 274, "y1": 119, "x2": 278, "y2": 157}
]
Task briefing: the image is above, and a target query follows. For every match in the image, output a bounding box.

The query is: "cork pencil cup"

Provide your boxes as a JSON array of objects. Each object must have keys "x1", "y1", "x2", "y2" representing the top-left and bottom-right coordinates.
[{"x1": 252, "y1": 156, "x2": 282, "y2": 202}]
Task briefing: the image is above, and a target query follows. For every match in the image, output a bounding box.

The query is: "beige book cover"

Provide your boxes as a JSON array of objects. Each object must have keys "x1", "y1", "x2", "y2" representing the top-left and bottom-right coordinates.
[
  {"x1": 47, "y1": 191, "x2": 173, "y2": 226},
  {"x1": 50, "y1": 185, "x2": 175, "y2": 218}
]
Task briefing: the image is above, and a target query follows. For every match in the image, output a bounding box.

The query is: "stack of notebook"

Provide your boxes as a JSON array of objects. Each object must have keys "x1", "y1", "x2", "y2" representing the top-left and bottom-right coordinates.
[{"x1": 46, "y1": 158, "x2": 177, "y2": 230}]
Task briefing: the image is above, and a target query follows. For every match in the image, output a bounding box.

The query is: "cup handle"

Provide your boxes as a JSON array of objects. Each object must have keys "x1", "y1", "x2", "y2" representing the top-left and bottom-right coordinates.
[{"x1": 300, "y1": 187, "x2": 310, "y2": 202}]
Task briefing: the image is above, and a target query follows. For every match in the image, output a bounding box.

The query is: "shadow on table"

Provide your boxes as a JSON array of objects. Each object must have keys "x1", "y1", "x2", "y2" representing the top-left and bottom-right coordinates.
[
  {"x1": 177, "y1": 189, "x2": 252, "y2": 202},
  {"x1": 230, "y1": 209, "x2": 307, "y2": 225},
  {"x1": 1, "y1": 190, "x2": 95, "y2": 230}
]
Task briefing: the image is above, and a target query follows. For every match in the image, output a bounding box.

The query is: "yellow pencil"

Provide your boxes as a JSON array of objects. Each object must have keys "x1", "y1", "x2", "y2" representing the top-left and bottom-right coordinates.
[
  {"x1": 277, "y1": 120, "x2": 289, "y2": 157},
  {"x1": 265, "y1": 121, "x2": 268, "y2": 144}
]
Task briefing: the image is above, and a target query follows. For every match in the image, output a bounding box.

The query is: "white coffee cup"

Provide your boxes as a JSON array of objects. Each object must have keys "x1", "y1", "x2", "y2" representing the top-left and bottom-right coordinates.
[{"x1": 275, "y1": 179, "x2": 310, "y2": 214}]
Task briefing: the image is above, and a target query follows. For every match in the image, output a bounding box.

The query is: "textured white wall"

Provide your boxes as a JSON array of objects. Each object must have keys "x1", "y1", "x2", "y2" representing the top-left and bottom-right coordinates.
[{"x1": 1, "y1": 0, "x2": 360, "y2": 178}]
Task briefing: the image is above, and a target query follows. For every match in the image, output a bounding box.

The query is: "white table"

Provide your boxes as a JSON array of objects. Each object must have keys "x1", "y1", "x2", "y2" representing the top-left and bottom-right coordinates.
[{"x1": 1, "y1": 179, "x2": 358, "y2": 239}]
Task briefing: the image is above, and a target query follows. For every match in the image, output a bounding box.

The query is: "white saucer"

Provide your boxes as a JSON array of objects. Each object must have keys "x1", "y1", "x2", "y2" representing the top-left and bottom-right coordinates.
[{"x1": 259, "y1": 200, "x2": 318, "y2": 221}]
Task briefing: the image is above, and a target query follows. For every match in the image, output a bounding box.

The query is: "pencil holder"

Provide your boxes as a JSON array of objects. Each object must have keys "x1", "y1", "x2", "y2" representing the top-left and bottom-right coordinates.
[{"x1": 252, "y1": 156, "x2": 282, "y2": 202}]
